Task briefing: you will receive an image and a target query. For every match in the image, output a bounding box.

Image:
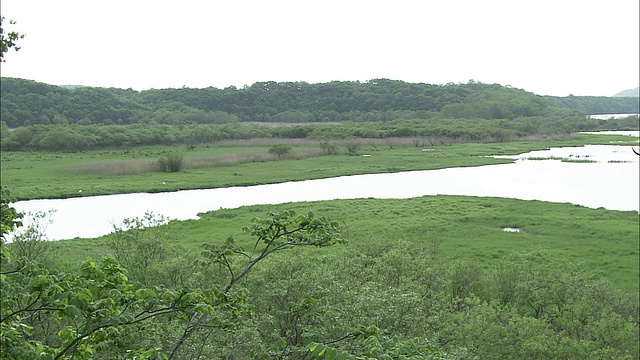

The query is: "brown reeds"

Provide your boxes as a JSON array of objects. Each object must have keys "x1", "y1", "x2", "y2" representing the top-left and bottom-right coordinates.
[
  {"x1": 66, "y1": 148, "x2": 326, "y2": 175},
  {"x1": 183, "y1": 149, "x2": 324, "y2": 169},
  {"x1": 68, "y1": 160, "x2": 154, "y2": 175}
]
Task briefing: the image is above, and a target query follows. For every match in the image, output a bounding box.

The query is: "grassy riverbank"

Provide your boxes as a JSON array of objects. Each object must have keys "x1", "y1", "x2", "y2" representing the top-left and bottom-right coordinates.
[
  {"x1": 1, "y1": 133, "x2": 636, "y2": 200},
  {"x1": 40, "y1": 195, "x2": 639, "y2": 293}
]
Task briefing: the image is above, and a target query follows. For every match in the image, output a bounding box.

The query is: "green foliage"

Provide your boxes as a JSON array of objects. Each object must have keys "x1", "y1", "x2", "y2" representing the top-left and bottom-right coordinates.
[
  {"x1": 343, "y1": 140, "x2": 360, "y2": 155},
  {"x1": 307, "y1": 334, "x2": 455, "y2": 360},
  {"x1": 1, "y1": 254, "x2": 219, "y2": 359},
  {"x1": 0, "y1": 17, "x2": 24, "y2": 62},
  {"x1": 1, "y1": 208, "x2": 344, "y2": 359},
  {"x1": 6, "y1": 210, "x2": 57, "y2": 266},
  {"x1": 268, "y1": 143, "x2": 292, "y2": 159},
  {"x1": 110, "y1": 212, "x2": 171, "y2": 285},
  {"x1": 0, "y1": 187, "x2": 22, "y2": 241},
  {"x1": 200, "y1": 210, "x2": 343, "y2": 292},
  {"x1": 545, "y1": 94, "x2": 640, "y2": 114},
  {"x1": 166, "y1": 210, "x2": 344, "y2": 358},
  {"x1": 249, "y1": 241, "x2": 638, "y2": 359},
  {"x1": 319, "y1": 140, "x2": 339, "y2": 155}
]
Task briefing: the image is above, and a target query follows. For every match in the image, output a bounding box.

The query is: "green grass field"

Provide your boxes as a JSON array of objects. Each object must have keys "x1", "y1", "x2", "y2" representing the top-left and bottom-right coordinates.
[{"x1": 42, "y1": 195, "x2": 639, "y2": 293}]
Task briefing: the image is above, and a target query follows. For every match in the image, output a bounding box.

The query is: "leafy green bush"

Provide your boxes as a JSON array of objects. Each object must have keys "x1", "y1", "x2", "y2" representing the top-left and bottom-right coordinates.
[
  {"x1": 156, "y1": 152, "x2": 183, "y2": 172},
  {"x1": 319, "y1": 140, "x2": 339, "y2": 155},
  {"x1": 269, "y1": 143, "x2": 292, "y2": 159},
  {"x1": 344, "y1": 140, "x2": 360, "y2": 155}
]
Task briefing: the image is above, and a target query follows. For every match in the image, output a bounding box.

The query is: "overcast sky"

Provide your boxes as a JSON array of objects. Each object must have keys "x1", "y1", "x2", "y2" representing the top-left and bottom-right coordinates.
[{"x1": 1, "y1": 0, "x2": 638, "y2": 96}]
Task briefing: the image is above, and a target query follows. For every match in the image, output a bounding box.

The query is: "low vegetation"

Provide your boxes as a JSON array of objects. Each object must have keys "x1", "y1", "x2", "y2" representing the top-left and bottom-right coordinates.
[
  {"x1": 268, "y1": 143, "x2": 292, "y2": 159},
  {"x1": 155, "y1": 152, "x2": 184, "y2": 172},
  {"x1": 2, "y1": 193, "x2": 638, "y2": 359}
]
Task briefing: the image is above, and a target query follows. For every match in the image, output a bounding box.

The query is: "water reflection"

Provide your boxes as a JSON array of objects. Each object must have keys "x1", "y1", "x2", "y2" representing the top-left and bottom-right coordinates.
[{"x1": 11, "y1": 144, "x2": 640, "y2": 241}]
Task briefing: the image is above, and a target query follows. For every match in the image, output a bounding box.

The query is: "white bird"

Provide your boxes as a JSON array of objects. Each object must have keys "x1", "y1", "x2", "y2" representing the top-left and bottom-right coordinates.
[
  {"x1": 78, "y1": 189, "x2": 82, "y2": 193},
  {"x1": 162, "y1": 181, "x2": 167, "y2": 186}
]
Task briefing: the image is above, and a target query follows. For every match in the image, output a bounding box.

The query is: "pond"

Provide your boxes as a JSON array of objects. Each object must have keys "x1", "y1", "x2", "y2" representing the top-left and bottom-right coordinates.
[
  {"x1": 587, "y1": 113, "x2": 639, "y2": 120},
  {"x1": 10, "y1": 142, "x2": 640, "y2": 241}
]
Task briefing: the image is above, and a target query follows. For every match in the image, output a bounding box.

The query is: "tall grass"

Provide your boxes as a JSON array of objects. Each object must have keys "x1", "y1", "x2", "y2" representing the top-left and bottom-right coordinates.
[
  {"x1": 185, "y1": 149, "x2": 324, "y2": 168},
  {"x1": 67, "y1": 148, "x2": 327, "y2": 175},
  {"x1": 214, "y1": 135, "x2": 577, "y2": 150},
  {"x1": 216, "y1": 138, "x2": 320, "y2": 147},
  {"x1": 69, "y1": 160, "x2": 154, "y2": 175}
]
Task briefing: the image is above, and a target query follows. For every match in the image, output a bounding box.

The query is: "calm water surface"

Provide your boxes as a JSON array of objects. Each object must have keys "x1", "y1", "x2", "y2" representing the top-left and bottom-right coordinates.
[
  {"x1": 11, "y1": 143, "x2": 640, "y2": 241},
  {"x1": 587, "y1": 113, "x2": 639, "y2": 120}
]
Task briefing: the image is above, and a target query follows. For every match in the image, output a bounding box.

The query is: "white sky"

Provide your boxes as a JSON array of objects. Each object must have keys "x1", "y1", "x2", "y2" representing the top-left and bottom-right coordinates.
[{"x1": 1, "y1": 0, "x2": 638, "y2": 96}]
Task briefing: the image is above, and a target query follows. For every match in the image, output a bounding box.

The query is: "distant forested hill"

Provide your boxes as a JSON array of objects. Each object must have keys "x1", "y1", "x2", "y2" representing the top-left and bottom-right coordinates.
[
  {"x1": 1, "y1": 77, "x2": 637, "y2": 128},
  {"x1": 613, "y1": 87, "x2": 639, "y2": 98},
  {"x1": 543, "y1": 94, "x2": 639, "y2": 115}
]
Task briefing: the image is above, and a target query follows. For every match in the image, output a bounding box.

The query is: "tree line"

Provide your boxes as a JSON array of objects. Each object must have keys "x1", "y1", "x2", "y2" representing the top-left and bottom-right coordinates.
[
  {"x1": 3, "y1": 114, "x2": 637, "y2": 152},
  {"x1": 543, "y1": 94, "x2": 640, "y2": 115},
  {"x1": 2, "y1": 77, "x2": 638, "y2": 128}
]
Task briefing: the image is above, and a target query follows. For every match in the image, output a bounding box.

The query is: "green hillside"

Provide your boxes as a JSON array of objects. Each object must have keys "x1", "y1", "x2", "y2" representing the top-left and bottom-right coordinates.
[
  {"x1": 613, "y1": 87, "x2": 639, "y2": 97},
  {"x1": 543, "y1": 93, "x2": 639, "y2": 114},
  {"x1": 3, "y1": 77, "x2": 636, "y2": 128}
]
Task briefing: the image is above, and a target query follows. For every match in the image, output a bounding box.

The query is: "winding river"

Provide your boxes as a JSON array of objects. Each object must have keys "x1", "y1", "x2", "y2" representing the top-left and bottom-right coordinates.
[{"x1": 10, "y1": 139, "x2": 640, "y2": 241}]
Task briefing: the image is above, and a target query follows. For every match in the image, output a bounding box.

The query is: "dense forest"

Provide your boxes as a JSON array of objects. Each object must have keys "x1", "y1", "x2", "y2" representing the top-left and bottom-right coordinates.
[
  {"x1": 2, "y1": 77, "x2": 638, "y2": 128},
  {"x1": 1, "y1": 78, "x2": 638, "y2": 152},
  {"x1": 543, "y1": 94, "x2": 640, "y2": 115}
]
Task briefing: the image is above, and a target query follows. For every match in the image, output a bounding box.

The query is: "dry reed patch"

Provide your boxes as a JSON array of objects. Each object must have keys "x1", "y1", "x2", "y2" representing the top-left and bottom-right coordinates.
[
  {"x1": 66, "y1": 148, "x2": 325, "y2": 175},
  {"x1": 68, "y1": 160, "x2": 154, "y2": 175},
  {"x1": 183, "y1": 149, "x2": 325, "y2": 169},
  {"x1": 217, "y1": 138, "x2": 321, "y2": 147},
  {"x1": 184, "y1": 152, "x2": 273, "y2": 168},
  {"x1": 289, "y1": 148, "x2": 325, "y2": 159}
]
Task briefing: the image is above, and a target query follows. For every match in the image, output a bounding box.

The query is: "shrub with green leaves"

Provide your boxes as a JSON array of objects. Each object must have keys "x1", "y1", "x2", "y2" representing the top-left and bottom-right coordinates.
[
  {"x1": 0, "y1": 206, "x2": 344, "y2": 359},
  {"x1": 319, "y1": 140, "x2": 339, "y2": 155},
  {"x1": 268, "y1": 143, "x2": 292, "y2": 159},
  {"x1": 156, "y1": 152, "x2": 183, "y2": 172}
]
